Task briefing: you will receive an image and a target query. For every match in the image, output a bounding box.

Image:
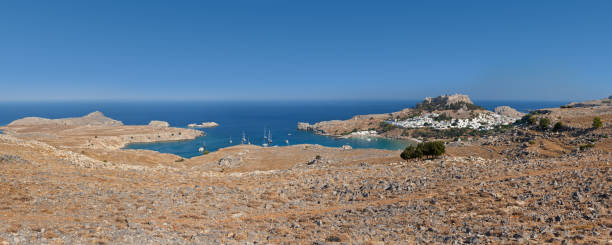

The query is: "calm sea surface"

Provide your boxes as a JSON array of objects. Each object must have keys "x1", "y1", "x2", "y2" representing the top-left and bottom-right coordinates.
[{"x1": 0, "y1": 100, "x2": 567, "y2": 158}]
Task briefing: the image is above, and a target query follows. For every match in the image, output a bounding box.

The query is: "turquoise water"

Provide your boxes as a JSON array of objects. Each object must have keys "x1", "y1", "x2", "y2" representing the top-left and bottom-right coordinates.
[{"x1": 0, "y1": 100, "x2": 568, "y2": 158}]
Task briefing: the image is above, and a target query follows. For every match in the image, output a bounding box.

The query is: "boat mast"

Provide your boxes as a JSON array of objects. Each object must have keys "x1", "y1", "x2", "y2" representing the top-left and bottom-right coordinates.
[{"x1": 268, "y1": 129, "x2": 272, "y2": 144}]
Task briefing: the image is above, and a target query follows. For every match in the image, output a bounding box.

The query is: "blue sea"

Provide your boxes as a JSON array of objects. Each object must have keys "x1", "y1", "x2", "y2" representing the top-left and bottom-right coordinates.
[{"x1": 0, "y1": 100, "x2": 567, "y2": 158}]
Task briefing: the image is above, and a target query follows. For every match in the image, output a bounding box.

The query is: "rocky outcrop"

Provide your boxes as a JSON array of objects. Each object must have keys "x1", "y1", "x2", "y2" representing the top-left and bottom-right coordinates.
[
  {"x1": 298, "y1": 94, "x2": 486, "y2": 136},
  {"x1": 8, "y1": 111, "x2": 123, "y2": 127},
  {"x1": 494, "y1": 106, "x2": 525, "y2": 118},
  {"x1": 218, "y1": 155, "x2": 244, "y2": 168},
  {"x1": 416, "y1": 94, "x2": 483, "y2": 112},
  {"x1": 148, "y1": 120, "x2": 169, "y2": 127},
  {"x1": 3, "y1": 112, "x2": 204, "y2": 150},
  {"x1": 188, "y1": 122, "x2": 219, "y2": 128},
  {"x1": 423, "y1": 94, "x2": 473, "y2": 105},
  {"x1": 297, "y1": 122, "x2": 321, "y2": 133},
  {"x1": 565, "y1": 96, "x2": 612, "y2": 108}
]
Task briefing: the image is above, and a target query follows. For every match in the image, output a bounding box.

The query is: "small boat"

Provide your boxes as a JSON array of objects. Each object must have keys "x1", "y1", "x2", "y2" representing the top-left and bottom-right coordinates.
[
  {"x1": 198, "y1": 140, "x2": 208, "y2": 154},
  {"x1": 241, "y1": 131, "x2": 247, "y2": 144},
  {"x1": 367, "y1": 138, "x2": 372, "y2": 142},
  {"x1": 285, "y1": 139, "x2": 289, "y2": 144},
  {"x1": 267, "y1": 129, "x2": 272, "y2": 144},
  {"x1": 229, "y1": 136, "x2": 232, "y2": 144}
]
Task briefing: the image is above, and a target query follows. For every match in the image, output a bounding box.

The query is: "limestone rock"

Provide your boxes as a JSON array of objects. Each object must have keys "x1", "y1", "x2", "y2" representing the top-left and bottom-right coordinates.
[
  {"x1": 188, "y1": 122, "x2": 219, "y2": 128},
  {"x1": 494, "y1": 106, "x2": 525, "y2": 118},
  {"x1": 8, "y1": 111, "x2": 123, "y2": 126},
  {"x1": 218, "y1": 155, "x2": 243, "y2": 168},
  {"x1": 423, "y1": 94, "x2": 473, "y2": 106},
  {"x1": 148, "y1": 120, "x2": 170, "y2": 127}
]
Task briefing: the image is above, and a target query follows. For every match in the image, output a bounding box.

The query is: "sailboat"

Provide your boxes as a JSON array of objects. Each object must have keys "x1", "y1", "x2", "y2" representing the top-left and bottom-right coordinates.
[
  {"x1": 229, "y1": 136, "x2": 232, "y2": 144},
  {"x1": 198, "y1": 140, "x2": 207, "y2": 153},
  {"x1": 262, "y1": 128, "x2": 268, "y2": 147},
  {"x1": 262, "y1": 129, "x2": 268, "y2": 147},
  {"x1": 241, "y1": 131, "x2": 247, "y2": 144},
  {"x1": 267, "y1": 129, "x2": 272, "y2": 144}
]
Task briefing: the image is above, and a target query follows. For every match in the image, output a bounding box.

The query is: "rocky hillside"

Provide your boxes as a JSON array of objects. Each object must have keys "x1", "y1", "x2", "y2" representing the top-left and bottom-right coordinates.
[
  {"x1": 565, "y1": 96, "x2": 612, "y2": 108},
  {"x1": 415, "y1": 94, "x2": 483, "y2": 112},
  {"x1": 1, "y1": 112, "x2": 203, "y2": 151},
  {"x1": 0, "y1": 103, "x2": 610, "y2": 243},
  {"x1": 298, "y1": 94, "x2": 521, "y2": 138},
  {"x1": 8, "y1": 111, "x2": 123, "y2": 127},
  {"x1": 494, "y1": 106, "x2": 525, "y2": 118}
]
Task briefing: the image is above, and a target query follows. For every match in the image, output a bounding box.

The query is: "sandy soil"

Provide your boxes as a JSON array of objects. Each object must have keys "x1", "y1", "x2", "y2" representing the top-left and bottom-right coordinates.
[{"x1": 0, "y1": 104, "x2": 610, "y2": 243}]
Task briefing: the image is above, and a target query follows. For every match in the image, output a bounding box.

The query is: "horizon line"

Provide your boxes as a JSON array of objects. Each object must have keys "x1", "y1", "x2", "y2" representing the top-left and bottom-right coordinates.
[{"x1": 0, "y1": 98, "x2": 576, "y2": 103}]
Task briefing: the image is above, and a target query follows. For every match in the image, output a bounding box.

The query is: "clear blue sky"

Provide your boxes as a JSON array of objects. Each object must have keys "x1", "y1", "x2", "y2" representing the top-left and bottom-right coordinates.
[{"x1": 1, "y1": 1, "x2": 610, "y2": 101}]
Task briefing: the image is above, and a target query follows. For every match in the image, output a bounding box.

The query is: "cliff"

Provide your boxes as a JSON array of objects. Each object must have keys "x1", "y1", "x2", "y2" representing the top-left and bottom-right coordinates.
[{"x1": 416, "y1": 94, "x2": 483, "y2": 112}]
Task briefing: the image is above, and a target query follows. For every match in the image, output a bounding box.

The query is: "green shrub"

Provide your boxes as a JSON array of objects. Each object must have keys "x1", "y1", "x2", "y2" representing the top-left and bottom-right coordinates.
[
  {"x1": 518, "y1": 114, "x2": 537, "y2": 125},
  {"x1": 579, "y1": 143, "x2": 595, "y2": 151},
  {"x1": 400, "y1": 145, "x2": 423, "y2": 160},
  {"x1": 401, "y1": 141, "x2": 445, "y2": 160},
  {"x1": 592, "y1": 117, "x2": 602, "y2": 129},
  {"x1": 539, "y1": 118, "x2": 550, "y2": 130},
  {"x1": 553, "y1": 122, "x2": 564, "y2": 132},
  {"x1": 379, "y1": 122, "x2": 396, "y2": 132}
]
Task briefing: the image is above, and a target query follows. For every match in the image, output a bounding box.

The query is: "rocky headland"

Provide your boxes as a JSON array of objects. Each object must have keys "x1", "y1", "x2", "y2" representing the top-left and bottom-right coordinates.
[
  {"x1": 0, "y1": 112, "x2": 204, "y2": 166},
  {"x1": 298, "y1": 94, "x2": 525, "y2": 141},
  {"x1": 0, "y1": 99, "x2": 610, "y2": 243}
]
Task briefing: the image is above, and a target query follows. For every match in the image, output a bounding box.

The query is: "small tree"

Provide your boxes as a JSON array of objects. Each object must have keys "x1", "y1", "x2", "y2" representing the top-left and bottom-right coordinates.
[
  {"x1": 592, "y1": 117, "x2": 602, "y2": 129},
  {"x1": 553, "y1": 121, "x2": 564, "y2": 132},
  {"x1": 423, "y1": 141, "x2": 445, "y2": 158},
  {"x1": 527, "y1": 115, "x2": 537, "y2": 125},
  {"x1": 401, "y1": 141, "x2": 445, "y2": 160},
  {"x1": 539, "y1": 118, "x2": 550, "y2": 130},
  {"x1": 401, "y1": 145, "x2": 423, "y2": 160}
]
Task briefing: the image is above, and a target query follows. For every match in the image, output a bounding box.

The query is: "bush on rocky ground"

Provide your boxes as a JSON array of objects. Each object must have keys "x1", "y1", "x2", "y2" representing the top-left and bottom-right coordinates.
[
  {"x1": 401, "y1": 141, "x2": 445, "y2": 160},
  {"x1": 553, "y1": 122, "x2": 564, "y2": 132},
  {"x1": 539, "y1": 118, "x2": 550, "y2": 130},
  {"x1": 592, "y1": 117, "x2": 602, "y2": 129}
]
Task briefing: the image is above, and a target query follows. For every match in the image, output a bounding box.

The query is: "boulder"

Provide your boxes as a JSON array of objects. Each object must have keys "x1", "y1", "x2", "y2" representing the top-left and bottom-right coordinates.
[{"x1": 218, "y1": 155, "x2": 243, "y2": 168}]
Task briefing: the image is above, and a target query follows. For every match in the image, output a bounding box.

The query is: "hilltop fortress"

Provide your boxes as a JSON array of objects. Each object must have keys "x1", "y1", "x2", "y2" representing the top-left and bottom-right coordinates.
[{"x1": 298, "y1": 94, "x2": 526, "y2": 140}]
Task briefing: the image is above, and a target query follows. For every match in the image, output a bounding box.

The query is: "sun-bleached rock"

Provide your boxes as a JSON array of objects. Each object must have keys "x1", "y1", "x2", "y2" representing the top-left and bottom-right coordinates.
[
  {"x1": 8, "y1": 111, "x2": 123, "y2": 126},
  {"x1": 494, "y1": 106, "x2": 525, "y2": 118},
  {"x1": 148, "y1": 120, "x2": 170, "y2": 127},
  {"x1": 188, "y1": 122, "x2": 219, "y2": 128}
]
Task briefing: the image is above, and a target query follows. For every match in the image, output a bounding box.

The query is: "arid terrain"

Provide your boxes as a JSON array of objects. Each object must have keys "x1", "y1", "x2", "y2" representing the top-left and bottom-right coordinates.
[{"x1": 0, "y1": 99, "x2": 611, "y2": 244}]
